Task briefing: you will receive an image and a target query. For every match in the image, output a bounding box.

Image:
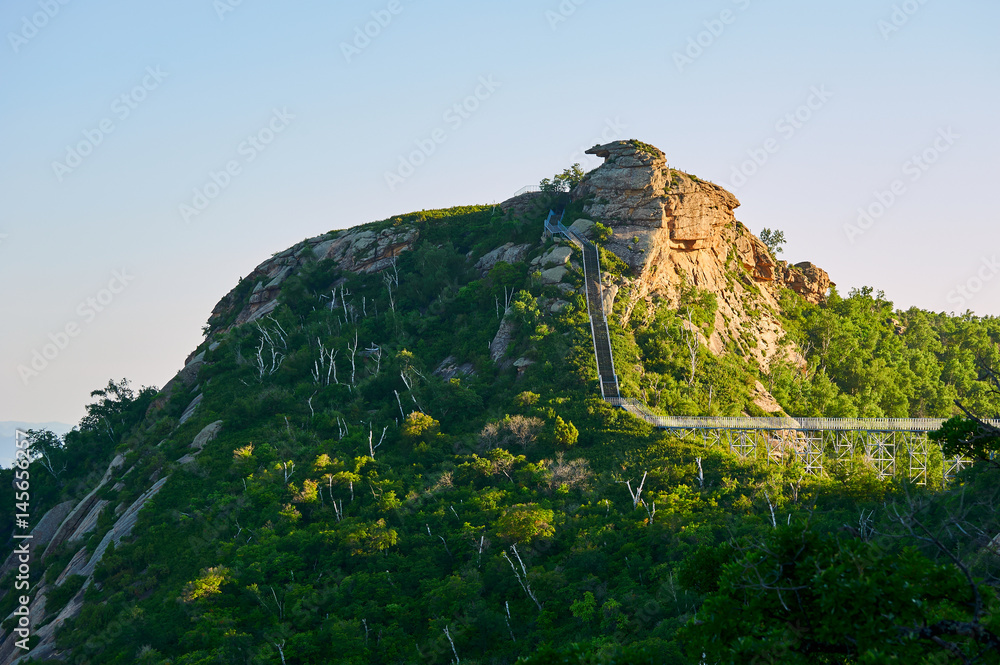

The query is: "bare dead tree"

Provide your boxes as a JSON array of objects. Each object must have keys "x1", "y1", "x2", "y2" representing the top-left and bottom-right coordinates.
[
  {"x1": 426, "y1": 524, "x2": 452, "y2": 556},
  {"x1": 311, "y1": 339, "x2": 339, "y2": 386},
  {"x1": 348, "y1": 331, "x2": 359, "y2": 386},
  {"x1": 505, "y1": 415, "x2": 544, "y2": 449},
  {"x1": 505, "y1": 601, "x2": 516, "y2": 642},
  {"x1": 677, "y1": 308, "x2": 700, "y2": 386},
  {"x1": 384, "y1": 259, "x2": 399, "y2": 314},
  {"x1": 394, "y1": 390, "x2": 406, "y2": 421},
  {"x1": 763, "y1": 489, "x2": 777, "y2": 528},
  {"x1": 502, "y1": 544, "x2": 542, "y2": 611},
  {"x1": 368, "y1": 424, "x2": 388, "y2": 459},
  {"x1": 443, "y1": 625, "x2": 460, "y2": 664},
  {"x1": 399, "y1": 370, "x2": 424, "y2": 413},
  {"x1": 253, "y1": 321, "x2": 287, "y2": 380},
  {"x1": 625, "y1": 472, "x2": 648, "y2": 509},
  {"x1": 272, "y1": 640, "x2": 287, "y2": 665},
  {"x1": 544, "y1": 453, "x2": 592, "y2": 491},
  {"x1": 367, "y1": 344, "x2": 383, "y2": 377}
]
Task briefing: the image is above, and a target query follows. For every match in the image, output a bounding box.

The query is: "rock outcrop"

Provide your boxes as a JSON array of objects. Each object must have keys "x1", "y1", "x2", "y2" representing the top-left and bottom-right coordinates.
[
  {"x1": 205, "y1": 222, "x2": 420, "y2": 339},
  {"x1": 570, "y1": 139, "x2": 833, "y2": 370},
  {"x1": 475, "y1": 242, "x2": 532, "y2": 274}
]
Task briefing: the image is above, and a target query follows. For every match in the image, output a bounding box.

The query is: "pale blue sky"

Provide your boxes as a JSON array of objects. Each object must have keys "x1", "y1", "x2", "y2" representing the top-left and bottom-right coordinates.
[{"x1": 2, "y1": 0, "x2": 998, "y2": 424}]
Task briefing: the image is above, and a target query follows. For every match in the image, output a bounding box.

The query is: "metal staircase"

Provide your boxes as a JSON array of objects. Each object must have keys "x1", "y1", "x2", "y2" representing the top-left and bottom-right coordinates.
[
  {"x1": 544, "y1": 210, "x2": 619, "y2": 399},
  {"x1": 537, "y1": 206, "x2": 978, "y2": 483}
]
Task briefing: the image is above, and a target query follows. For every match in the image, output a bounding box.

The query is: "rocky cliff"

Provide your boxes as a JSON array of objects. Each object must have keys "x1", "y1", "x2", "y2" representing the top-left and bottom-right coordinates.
[{"x1": 571, "y1": 139, "x2": 831, "y2": 370}]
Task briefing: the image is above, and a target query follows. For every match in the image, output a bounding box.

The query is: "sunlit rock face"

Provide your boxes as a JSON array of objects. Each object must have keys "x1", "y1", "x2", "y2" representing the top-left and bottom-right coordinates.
[{"x1": 573, "y1": 139, "x2": 832, "y2": 370}]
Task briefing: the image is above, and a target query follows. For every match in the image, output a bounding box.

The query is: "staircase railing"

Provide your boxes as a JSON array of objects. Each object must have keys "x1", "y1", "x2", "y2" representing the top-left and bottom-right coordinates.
[{"x1": 545, "y1": 210, "x2": 619, "y2": 399}]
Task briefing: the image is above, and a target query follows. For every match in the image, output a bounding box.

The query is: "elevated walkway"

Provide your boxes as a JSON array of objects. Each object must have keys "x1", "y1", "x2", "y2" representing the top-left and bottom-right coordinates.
[
  {"x1": 544, "y1": 211, "x2": 619, "y2": 399},
  {"x1": 538, "y1": 206, "x2": 982, "y2": 484}
]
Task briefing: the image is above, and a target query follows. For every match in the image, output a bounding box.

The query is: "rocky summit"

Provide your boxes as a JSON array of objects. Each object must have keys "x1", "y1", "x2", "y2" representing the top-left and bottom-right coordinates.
[{"x1": 573, "y1": 140, "x2": 831, "y2": 367}]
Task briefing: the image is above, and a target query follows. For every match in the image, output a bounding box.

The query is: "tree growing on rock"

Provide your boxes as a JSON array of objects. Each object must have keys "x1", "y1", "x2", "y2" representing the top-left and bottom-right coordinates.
[
  {"x1": 540, "y1": 164, "x2": 586, "y2": 192},
  {"x1": 759, "y1": 227, "x2": 786, "y2": 257}
]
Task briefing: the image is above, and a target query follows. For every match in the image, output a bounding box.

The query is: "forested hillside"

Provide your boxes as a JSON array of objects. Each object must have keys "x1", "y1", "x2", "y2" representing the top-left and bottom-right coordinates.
[{"x1": 4, "y1": 147, "x2": 1000, "y2": 664}]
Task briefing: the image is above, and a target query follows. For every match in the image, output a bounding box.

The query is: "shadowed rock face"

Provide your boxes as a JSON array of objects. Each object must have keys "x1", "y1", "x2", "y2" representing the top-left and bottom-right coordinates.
[{"x1": 572, "y1": 139, "x2": 833, "y2": 369}]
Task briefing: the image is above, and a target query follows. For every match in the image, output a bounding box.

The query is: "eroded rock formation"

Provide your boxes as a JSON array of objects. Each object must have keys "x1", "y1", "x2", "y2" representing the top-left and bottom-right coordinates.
[{"x1": 572, "y1": 139, "x2": 832, "y2": 369}]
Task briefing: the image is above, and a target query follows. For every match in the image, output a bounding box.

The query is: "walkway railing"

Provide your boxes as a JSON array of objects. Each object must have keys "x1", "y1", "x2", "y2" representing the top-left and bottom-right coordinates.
[
  {"x1": 540, "y1": 210, "x2": 981, "y2": 483},
  {"x1": 512, "y1": 185, "x2": 541, "y2": 197},
  {"x1": 607, "y1": 398, "x2": 1000, "y2": 432},
  {"x1": 545, "y1": 211, "x2": 620, "y2": 399}
]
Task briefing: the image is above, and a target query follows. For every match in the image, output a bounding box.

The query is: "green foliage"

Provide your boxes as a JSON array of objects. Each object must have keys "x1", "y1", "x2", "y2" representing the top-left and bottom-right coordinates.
[
  {"x1": 495, "y1": 503, "x2": 556, "y2": 544},
  {"x1": 592, "y1": 221, "x2": 613, "y2": 244},
  {"x1": 45, "y1": 575, "x2": 86, "y2": 616},
  {"x1": 553, "y1": 416, "x2": 579, "y2": 447},
  {"x1": 758, "y1": 227, "x2": 785, "y2": 256},
  {"x1": 20, "y1": 202, "x2": 1000, "y2": 665},
  {"x1": 682, "y1": 522, "x2": 1000, "y2": 663},
  {"x1": 401, "y1": 411, "x2": 440, "y2": 440},
  {"x1": 541, "y1": 163, "x2": 587, "y2": 192},
  {"x1": 930, "y1": 415, "x2": 999, "y2": 462}
]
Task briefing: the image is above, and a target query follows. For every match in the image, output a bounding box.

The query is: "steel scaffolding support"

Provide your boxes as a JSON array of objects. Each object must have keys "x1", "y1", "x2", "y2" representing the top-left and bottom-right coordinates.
[{"x1": 537, "y1": 204, "x2": 978, "y2": 484}]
